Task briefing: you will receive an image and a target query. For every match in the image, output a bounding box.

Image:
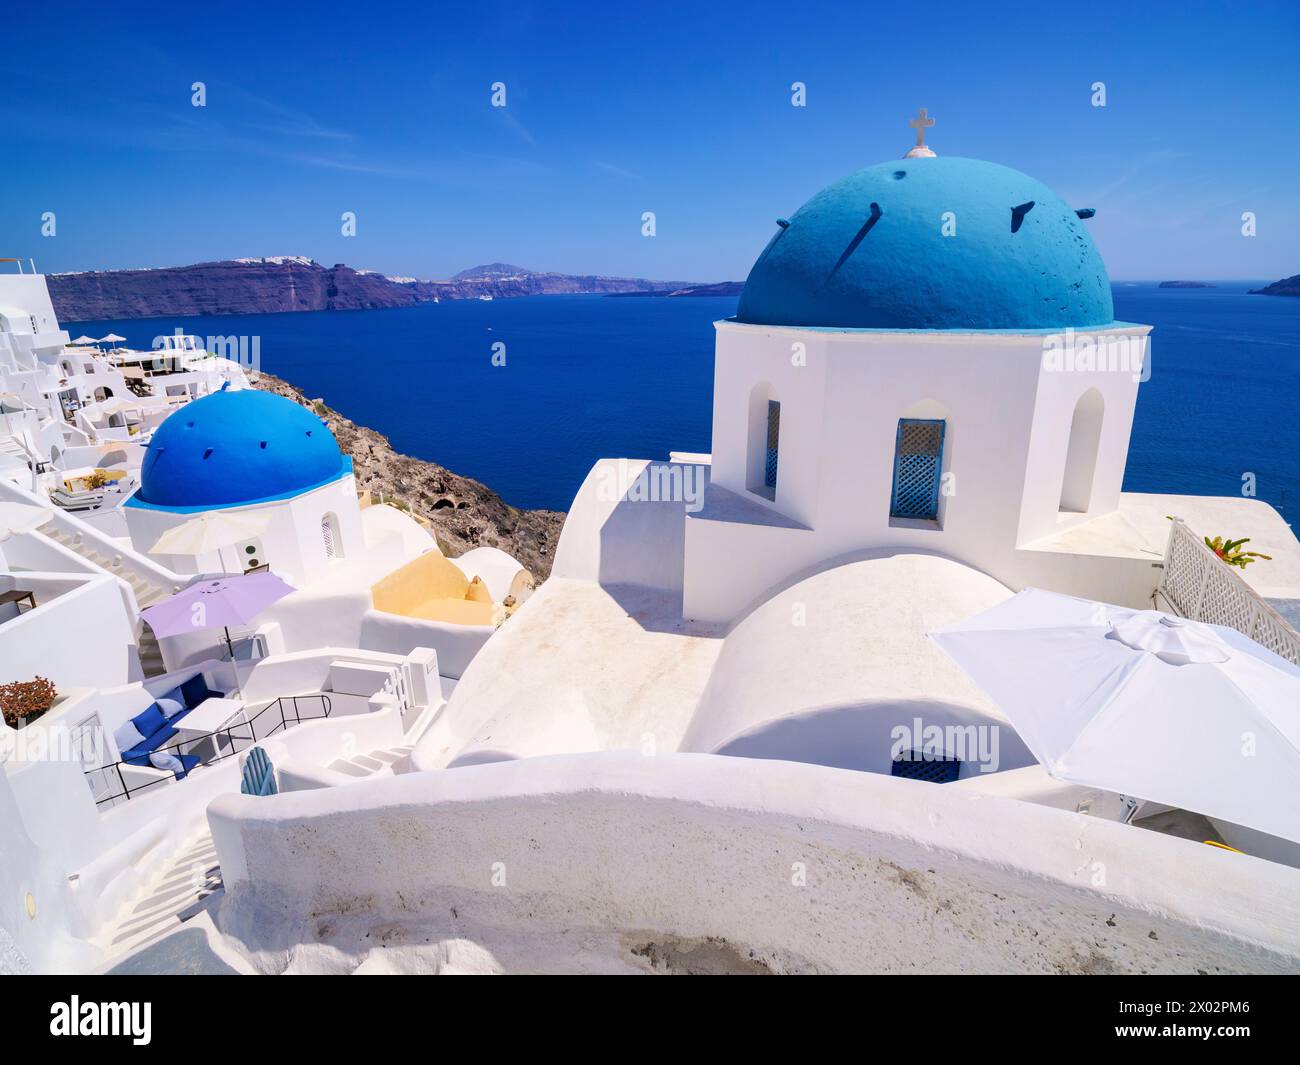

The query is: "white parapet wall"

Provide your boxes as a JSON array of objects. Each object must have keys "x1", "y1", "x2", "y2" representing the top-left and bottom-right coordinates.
[
  {"x1": 0, "y1": 572, "x2": 139, "y2": 689},
  {"x1": 208, "y1": 751, "x2": 1300, "y2": 974}
]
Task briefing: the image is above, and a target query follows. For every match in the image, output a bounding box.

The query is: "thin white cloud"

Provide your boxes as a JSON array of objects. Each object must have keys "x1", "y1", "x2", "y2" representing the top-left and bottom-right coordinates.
[
  {"x1": 594, "y1": 160, "x2": 643, "y2": 181},
  {"x1": 497, "y1": 108, "x2": 537, "y2": 147}
]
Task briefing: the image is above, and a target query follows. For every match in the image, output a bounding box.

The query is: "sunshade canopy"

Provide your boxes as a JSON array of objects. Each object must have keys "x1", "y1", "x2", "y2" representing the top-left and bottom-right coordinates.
[{"x1": 932, "y1": 589, "x2": 1300, "y2": 844}]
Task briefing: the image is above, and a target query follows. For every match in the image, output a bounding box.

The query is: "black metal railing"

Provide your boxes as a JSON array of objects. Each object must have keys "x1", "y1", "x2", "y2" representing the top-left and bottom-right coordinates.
[{"x1": 84, "y1": 693, "x2": 332, "y2": 808}]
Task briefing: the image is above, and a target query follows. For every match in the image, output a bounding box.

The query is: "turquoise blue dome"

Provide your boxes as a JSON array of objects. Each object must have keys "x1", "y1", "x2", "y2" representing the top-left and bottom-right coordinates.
[
  {"x1": 131, "y1": 389, "x2": 350, "y2": 511},
  {"x1": 736, "y1": 156, "x2": 1113, "y2": 330}
]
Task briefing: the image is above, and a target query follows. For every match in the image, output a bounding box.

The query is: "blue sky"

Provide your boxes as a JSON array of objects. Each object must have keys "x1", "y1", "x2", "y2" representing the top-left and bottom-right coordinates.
[{"x1": 2, "y1": 0, "x2": 1297, "y2": 281}]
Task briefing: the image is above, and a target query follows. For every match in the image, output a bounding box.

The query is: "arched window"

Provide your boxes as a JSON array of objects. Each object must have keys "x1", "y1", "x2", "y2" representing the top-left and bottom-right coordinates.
[
  {"x1": 1060, "y1": 389, "x2": 1104, "y2": 513},
  {"x1": 746, "y1": 382, "x2": 780, "y2": 500},
  {"x1": 321, "y1": 512, "x2": 342, "y2": 559},
  {"x1": 890, "y1": 419, "x2": 946, "y2": 521},
  {"x1": 93, "y1": 386, "x2": 113, "y2": 402}
]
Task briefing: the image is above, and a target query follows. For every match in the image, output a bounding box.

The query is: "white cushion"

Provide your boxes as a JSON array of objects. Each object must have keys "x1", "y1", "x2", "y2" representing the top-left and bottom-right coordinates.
[
  {"x1": 113, "y1": 720, "x2": 145, "y2": 753},
  {"x1": 149, "y1": 751, "x2": 184, "y2": 774},
  {"x1": 156, "y1": 696, "x2": 186, "y2": 720}
]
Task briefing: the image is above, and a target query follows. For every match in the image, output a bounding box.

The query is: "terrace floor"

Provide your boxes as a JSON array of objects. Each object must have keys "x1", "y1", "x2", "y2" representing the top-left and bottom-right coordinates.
[{"x1": 1024, "y1": 491, "x2": 1300, "y2": 599}]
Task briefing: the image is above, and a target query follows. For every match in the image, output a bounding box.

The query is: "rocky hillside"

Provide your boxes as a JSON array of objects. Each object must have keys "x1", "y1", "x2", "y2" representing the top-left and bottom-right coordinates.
[
  {"x1": 49, "y1": 258, "x2": 414, "y2": 320},
  {"x1": 48, "y1": 257, "x2": 706, "y2": 321},
  {"x1": 606, "y1": 280, "x2": 746, "y2": 298},
  {"x1": 253, "y1": 371, "x2": 565, "y2": 580}
]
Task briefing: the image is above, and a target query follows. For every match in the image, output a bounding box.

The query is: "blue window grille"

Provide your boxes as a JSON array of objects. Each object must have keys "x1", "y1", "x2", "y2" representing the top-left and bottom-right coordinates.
[
  {"x1": 891, "y1": 749, "x2": 962, "y2": 783},
  {"x1": 890, "y1": 418, "x2": 945, "y2": 520},
  {"x1": 764, "y1": 400, "x2": 780, "y2": 490}
]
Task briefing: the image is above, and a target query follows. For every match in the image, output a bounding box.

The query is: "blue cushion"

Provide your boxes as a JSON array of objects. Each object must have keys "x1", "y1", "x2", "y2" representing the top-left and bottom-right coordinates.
[
  {"x1": 131, "y1": 703, "x2": 167, "y2": 740},
  {"x1": 121, "y1": 746, "x2": 152, "y2": 768},
  {"x1": 180, "y1": 674, "x2": 216, "y2": 709},
  {"x1": 174, "y1": 754, "x2": 201, "y2": 780},
  {"x1": 122, "y1": 724, "x2": 180, "y2": 765}
]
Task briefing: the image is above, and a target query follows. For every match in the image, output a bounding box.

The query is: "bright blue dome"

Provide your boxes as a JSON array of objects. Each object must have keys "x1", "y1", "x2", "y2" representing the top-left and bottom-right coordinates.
[
  {"x1": 736, "y1": 156, "x2": 1113, "y2": 330},
  {"x1": 132, "y1": 389, "x2": 350, "y2": 511}
]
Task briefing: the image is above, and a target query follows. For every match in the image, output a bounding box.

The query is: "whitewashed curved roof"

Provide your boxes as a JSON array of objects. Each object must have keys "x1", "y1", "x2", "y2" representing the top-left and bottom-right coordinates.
[
  {"x1": 679, "y1": 553, "x2": 1027, "y2": 772},
  {"x1": 420, "y1": 551, "x2": 1031, "y2": 777}
]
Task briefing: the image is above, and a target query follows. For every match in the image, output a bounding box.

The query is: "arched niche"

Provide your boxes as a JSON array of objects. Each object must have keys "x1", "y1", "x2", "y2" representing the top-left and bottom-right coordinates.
[{"x1": 1059, "y1": 388, "x2": 1104, "y2": 514}]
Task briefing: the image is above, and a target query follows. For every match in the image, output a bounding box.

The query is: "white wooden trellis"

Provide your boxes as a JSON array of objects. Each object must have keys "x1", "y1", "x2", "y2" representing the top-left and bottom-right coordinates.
[{"x1": 1157, "y1": 518, "x2": 1300, "y2": 665}]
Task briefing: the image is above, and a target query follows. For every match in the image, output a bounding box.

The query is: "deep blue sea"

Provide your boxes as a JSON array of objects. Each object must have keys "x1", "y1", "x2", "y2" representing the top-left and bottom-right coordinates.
[{"x1": 70, "y1": 282, "x2": 1299, "y2": 516}]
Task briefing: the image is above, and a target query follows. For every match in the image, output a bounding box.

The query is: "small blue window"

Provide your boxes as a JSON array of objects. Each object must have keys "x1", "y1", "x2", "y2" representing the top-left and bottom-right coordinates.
[
  {"x1": 764, "y1": 400, "x2": 780, "y2": 490},
  {"x1": 891, "y1": 749, "x2": 962, "y2": 783},
  {"x1": 890, "y1": 419, "x2": 945, "y2": 520}
]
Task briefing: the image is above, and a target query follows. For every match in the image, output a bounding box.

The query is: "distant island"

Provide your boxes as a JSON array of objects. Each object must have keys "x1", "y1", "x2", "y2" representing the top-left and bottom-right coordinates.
[
  {"x1": 1158, "y1": 281, "x2": 1216, "y2": 289},
  {"x1": 606, "y1": 280, "x2": 745, "y2": 298},
  {"x1": 1248, "y1": 274, "x2": 1300, "y2": 297},
  {"x1": 46, "y1": 258, "x2": 724, "y2": 321}
]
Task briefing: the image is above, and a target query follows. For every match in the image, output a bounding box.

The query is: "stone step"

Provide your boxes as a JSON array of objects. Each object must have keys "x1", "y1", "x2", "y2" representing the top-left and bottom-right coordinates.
[
  {"x1": 95, "y1": 831, "x2": 222, "y2": 958},
  {"x1": 47, "y1": 527, "x2": 172, "y2": 602},
  {"x1": 325, "y1": 758, "x2": 373, "y2": 778}
]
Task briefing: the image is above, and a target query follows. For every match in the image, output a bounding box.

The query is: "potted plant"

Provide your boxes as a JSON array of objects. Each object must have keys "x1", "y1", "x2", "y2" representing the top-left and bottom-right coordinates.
[
  {"x1": 1166, "y1": 518, "x2": 1273, "y2": 570},
  {"x1": 0, "y1": 677, "x2": 59, "y2": 729},
  {"x1": 1204, "y1": 535, "x2": 1272, "y2": 570}
]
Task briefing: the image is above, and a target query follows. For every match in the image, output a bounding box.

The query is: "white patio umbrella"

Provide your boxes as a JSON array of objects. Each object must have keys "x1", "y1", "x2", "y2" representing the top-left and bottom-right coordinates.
[
  {"x1": 0, "y1": 501, "x2": 53, "y2": 541},
  {"x1": 931, "y1": 588, "x2": 1300, "y2": 845},
  {"x1": 99, "y1": 333, "x2": 126, "y2": 347},
  {"x1": 149, "y1": 511, "x2": 269, "y2": 557},
  {"x1": 71, "y1": 335, "x2": 97, "y2": 345}
]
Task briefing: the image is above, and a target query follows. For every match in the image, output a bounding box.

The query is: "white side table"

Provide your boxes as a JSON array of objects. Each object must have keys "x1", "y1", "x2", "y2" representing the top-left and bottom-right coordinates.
[{"x1": 173, "y1": 696, "x2": 248, "y2": 762}]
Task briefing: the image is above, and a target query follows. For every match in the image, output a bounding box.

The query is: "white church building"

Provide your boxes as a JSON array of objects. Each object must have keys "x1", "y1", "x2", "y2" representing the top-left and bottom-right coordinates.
[
  {"x1": 684, "y1": 153, "x2": 1242, "y2": 623},
  {"x1": 122, "y1": 386, "x2": 365, "y2": 586}
]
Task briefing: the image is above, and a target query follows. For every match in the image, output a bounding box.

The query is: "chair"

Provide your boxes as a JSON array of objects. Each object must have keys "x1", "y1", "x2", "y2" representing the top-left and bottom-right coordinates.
[{"x1": 240, "y1": 746, "x2": 277, "y2": 796}]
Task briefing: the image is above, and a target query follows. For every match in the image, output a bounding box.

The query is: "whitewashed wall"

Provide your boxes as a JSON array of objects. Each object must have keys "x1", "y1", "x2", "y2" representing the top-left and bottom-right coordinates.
[
  {"x1": 124, "y1": 473, "x2": 363, "y2": 587},
  {"x1": 208, "y1": 751, "x2": 1300, "y2": 974},
  {"x1": 0, "y1": 573, "x2": 137, "y2": 688},
  {"x1": 683, "y1": 322, "x2": 1152, "y2": 623},
  {"x1": 0, "y1": 766, "x2": 99, "y2": 974}
]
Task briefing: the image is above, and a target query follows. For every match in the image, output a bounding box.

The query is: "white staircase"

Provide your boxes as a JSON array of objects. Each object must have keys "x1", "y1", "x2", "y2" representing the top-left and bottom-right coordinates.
[
  {"x1": 43, "y1": 525, "x2": 171, "y2": 675},
  {"x1": 327, "y1": 743, "x2": 415, "y2": 778},
  {"x1": 93, "y1": 830, "x2": 223, "y2": 959},
  {"x1": 0, "y1": 436, "x2": 31, "y2": 463}
]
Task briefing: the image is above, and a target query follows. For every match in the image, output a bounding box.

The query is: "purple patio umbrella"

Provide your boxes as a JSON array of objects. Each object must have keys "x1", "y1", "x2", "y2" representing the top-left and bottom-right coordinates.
[{"x1": 141, "y1": 572, "x2": 295, "y2": 688}]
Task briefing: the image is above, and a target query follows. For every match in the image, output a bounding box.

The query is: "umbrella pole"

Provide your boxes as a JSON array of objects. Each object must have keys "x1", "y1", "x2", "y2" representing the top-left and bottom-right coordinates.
[{"x1": 225, "y1": 626, "x2": 242, "y2": 698}]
